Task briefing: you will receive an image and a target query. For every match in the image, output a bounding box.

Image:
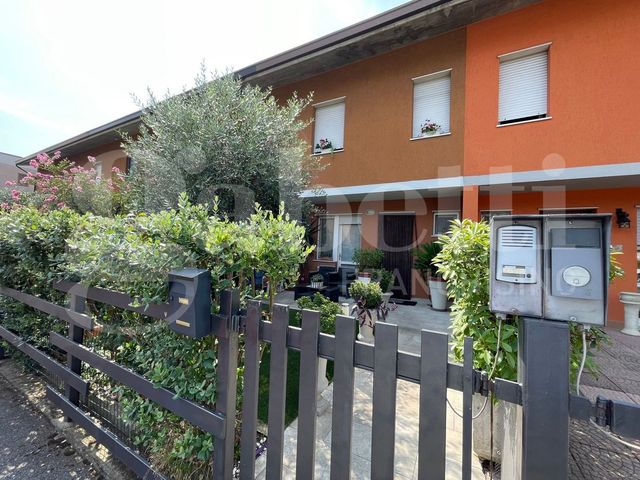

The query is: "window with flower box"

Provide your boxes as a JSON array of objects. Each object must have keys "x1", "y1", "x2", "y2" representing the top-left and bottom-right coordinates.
[
  {"x1": 412, "y1": 69, "x2": 451, "y2": 139},
  {"x1": 313, "y1": 98, "x2": 345, "y2": 154}
]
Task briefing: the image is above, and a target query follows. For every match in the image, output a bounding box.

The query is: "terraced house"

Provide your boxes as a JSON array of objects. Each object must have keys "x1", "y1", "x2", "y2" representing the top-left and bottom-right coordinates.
[{"x1": 17, "y1": 0, "x2": 640, "y2": 321}]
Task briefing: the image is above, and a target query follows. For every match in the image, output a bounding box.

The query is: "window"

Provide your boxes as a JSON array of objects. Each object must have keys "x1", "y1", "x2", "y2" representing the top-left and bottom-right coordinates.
[
  {"x1": 316, "y1": 215, "x2": 361, "y2": 262},
  {"x1": 313, "y1": 99, "x2": 345, "y2": 153},
  {"x1": 499, "y1": 45, "x2": 549, "y2": 125},
  {"x1": 412, "y1": 70, "x2": 451, "y2": 138},
  {"x1": 481, "y1": 210, "x2": 512, "y2": 222},
  {"x1": 433, "y1": 211, "x2": 459, "y2": 237}
]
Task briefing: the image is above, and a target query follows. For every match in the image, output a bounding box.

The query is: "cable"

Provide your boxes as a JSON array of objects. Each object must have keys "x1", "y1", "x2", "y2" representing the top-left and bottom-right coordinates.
[
  {"x1": 576, "y1": 325, "x2": 640, "y2": 452},
  {"x1": 447, "y1": 316, "x2": 503, "y2": 419},
  {"x1": 576, "y1": 325, "x2": 588, "y2": 396}
]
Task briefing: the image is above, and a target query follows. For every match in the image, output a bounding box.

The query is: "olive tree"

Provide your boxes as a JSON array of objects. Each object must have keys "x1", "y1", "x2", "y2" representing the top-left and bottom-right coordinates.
[{"x1": 123, "y1": 67, "x2": 320, "y2": 218}]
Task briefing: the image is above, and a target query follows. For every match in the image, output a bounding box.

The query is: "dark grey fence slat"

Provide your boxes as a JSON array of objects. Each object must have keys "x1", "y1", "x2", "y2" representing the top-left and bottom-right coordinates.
[
  {"x1": 330, "y1": 314, "x2": 356, "y2": 480},
  {"x1": 462, "y1": 337, "x2": 474, "y2": 480},
  {"x1": 46, "y1": 387, "x2": 167, "y2": 480},
  {"x1": 50, "y1": 332, "x2": 225, "y2": 437},
  {"x1": 0, "y1": 326, "x2": 89, "y2": 395},
  {"x1": 54, "y1": 281, "x2": 169, "y2": 320},
  {"x1": 296, "y1": 309, "x2": 321, "y2": 480},
  {"x1": 239, "y1": 301, "x2": 261, "y2": 480},
  {"x1": 266, "y1": 304, "x2": 290, "y2": 480},
  {"x1": 0, "y1": 286, "x2": 93, "y2": 330},
  {"x1": 371, "y1": 322, "x2": 399, "y2": 480},
  {"x1": 213, "y1": 290, "x2": 240, "y2": 479},
  {"x1": 418, "y1": 330, "x2": 448, "y2": 480},
  {"x1": 65, "y1": 293, "x2": 86, "y2": 422}
]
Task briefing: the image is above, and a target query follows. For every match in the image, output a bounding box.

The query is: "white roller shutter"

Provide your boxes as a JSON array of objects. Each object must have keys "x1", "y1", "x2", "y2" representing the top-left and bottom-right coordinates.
[
  {"x1": 499, "y1": 49, "x2": 548, "y2": 123},
  {"x1": 313, "y1": 101, "x2": 345, "y2": 150},
  {"x1": 412, "y1": 72, "x2": 451, "y2": 137}
]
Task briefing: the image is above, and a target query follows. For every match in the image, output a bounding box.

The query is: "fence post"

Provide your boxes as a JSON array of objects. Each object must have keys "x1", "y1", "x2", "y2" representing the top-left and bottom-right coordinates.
[
  {"x1": 213, "y1": 289, "x2": 240, "y2": 479},
  {"x1": 518, "y1": 317, "x2": 569, "y2": 480},
  {"x1": 65, "y1": 293, "x2": 86, "y2": 422}
]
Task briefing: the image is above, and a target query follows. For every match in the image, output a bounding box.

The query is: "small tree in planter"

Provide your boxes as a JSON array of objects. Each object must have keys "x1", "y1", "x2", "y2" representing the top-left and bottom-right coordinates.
[
  {"x1": 348, "y1": 280, "x2": 391, "y2": 342},
  {"x1": 371, "y1": 268, "x2": 393, "y2": 305},
  {"x1": 352, "y1": 247, "x2": 384, "y2": 283},
  {"x1": 414, "y1": 241, "x2": 447, "y2": 310}
]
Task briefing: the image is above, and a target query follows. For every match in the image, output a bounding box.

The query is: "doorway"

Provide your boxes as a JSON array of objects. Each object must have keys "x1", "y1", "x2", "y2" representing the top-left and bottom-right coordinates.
[{"x1": 381, "y1": 214, "x2": 416, "y2": 299}]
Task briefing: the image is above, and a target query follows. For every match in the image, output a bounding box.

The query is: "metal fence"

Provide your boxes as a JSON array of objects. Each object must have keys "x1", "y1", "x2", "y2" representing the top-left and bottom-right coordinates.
[{"x1": 0, "y1": 281, "x2": 639, "y2": 480}]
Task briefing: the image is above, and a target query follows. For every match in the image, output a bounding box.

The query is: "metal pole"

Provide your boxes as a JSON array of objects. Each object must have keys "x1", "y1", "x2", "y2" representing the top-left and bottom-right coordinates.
[{"x1": 518, "y1": 317, "x2": 569, "y2": 480}]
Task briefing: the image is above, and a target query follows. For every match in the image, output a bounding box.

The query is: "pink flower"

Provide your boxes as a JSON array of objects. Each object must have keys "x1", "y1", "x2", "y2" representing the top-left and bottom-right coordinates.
[
  {"x1": 57, "y1": 202, "x2": 66, "y2": 209},
  {"x1": 30, "y1": 159, "x2": 39, "y2": 168},
  {"x1": 50, "y1": 186, "x2": 58, "y2": 193},
  {"x1": 44, "y1": 194, "x2": 56, "y2": 203},
  {"x1": 112, "y1": 166, "x2": 120, "y2": 174},
  {"x1": 87, "y1": 156, "x2": 96, "y2": 164},
  {"x1": 0, "y1": 203, "x2": 9, "y2": 210},
  {"x1": 11, "y1": 190, "x2": 20, "y2": 201},
  {"x1": 4, "y1": 181, "x2": 16, "y2": 187}
]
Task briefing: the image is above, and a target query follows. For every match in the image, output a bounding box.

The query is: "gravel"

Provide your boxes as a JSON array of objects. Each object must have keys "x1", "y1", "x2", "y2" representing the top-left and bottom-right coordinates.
[{"x1": 0, "y1": 375, "x2": 99, "y2": 479}]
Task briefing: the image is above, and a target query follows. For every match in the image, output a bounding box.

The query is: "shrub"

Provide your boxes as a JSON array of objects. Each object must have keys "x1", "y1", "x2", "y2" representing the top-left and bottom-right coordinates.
[
  {"x1": 0, "y1": 196, "x2": 313, "y2": 479},
  {"x1": 371, "y1": 268, "x2": 393, "y2": 293},
  {"x1": 352, "y1": 248, "x2": 384, "y2": 271},
  {"x1": 435, "y1": 219, "x2": 611, "y2": 382},
  {"x1": 296, "y1": 293, "x2": 342, "y2": 335},
  {"x1": 414, "y1": 241, "x2": 443, "y2": 279},
  {"x1": 348, "y1": 280, "x2": 383, "y2": 309}
]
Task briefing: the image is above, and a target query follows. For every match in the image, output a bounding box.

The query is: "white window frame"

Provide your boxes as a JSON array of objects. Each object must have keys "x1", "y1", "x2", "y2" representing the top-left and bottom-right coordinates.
[
  {"x1": 316, "y1": 214, "x2": 361, "y2": 262},
  {"x1": 312, "y1": 97, "x2": 346, "y2": 155},
  {"x1": 432, "y1": 211, "x2": 460, "y2": 237},
  {"x1": 498, "y1": 43, "x2": 551, "y2": 126},
  {"x1": 412, "y1": 69, "x2": 452, "y2": 139}
]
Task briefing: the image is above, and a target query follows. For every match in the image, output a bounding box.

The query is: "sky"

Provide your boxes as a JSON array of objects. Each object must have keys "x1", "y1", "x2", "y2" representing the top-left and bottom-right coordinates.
[{"x1": 0, "y1": 0, "x2": 405, "y2": 158}]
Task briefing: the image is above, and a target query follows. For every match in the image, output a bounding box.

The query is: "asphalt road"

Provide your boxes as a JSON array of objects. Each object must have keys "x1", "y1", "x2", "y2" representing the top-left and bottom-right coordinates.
[{"x1": 0, "y1": 375, "x2": 98, "y2": 479}]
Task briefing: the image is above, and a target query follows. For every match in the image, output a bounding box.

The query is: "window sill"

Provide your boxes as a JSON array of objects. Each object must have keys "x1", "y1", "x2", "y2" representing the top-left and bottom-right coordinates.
[
  {"x1": 311, "y1": 148, "x2": 344, "y2": 157},
  {"x1": 410, "y1": 132, "x2": 451, "y2": 141},
  {"x1": 497, "y1": 116, "x2": 552, "y2": 128}
]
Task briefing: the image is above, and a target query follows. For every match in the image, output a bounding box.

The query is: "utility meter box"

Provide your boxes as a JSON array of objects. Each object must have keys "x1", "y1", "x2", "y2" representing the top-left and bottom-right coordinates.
[
  {"x1": 168, "y1": 268, "x2": 212, "y2": 338},
  {"x1": 490, "y1": 214, "x2": 611, "y2": 325}
]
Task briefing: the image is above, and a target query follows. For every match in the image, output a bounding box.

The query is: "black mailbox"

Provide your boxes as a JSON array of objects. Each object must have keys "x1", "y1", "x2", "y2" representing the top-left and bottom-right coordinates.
[{"x1": 167, "y1": 268, "x2": 212, "y2": 338}]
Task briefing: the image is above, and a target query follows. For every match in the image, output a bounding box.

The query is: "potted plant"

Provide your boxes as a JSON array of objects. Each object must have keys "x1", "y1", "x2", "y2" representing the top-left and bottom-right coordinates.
[
  {"x1": 314, "y1": 138, "x2": 333, "y2": 154},
  {"x1": 352, "y1": 247, "x2": 384, "y2": 283},
  {"x1": 310, "y1": 273, "x2": 324, "y2": 289},
  {"x1": 349, "y1": 280, "x2": 390, "y2": 342},
  {"x1": 371, "y1": 268, "x2": 394, "y2": 307},
  {"x1": 296, "y1": 293, "x2": 342, "y2": 393},
  {"x1": 414, "y1": 241, "x2": 447, "y2": 310},
  {"x1": 420, "y1": 119, "x2": 441, "y2": 137}
]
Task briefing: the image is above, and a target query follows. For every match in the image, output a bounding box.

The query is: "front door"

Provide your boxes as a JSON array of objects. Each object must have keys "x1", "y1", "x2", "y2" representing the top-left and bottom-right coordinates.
[{"x1": 381, "y1": 214, "x2": 415, "y2": 299}]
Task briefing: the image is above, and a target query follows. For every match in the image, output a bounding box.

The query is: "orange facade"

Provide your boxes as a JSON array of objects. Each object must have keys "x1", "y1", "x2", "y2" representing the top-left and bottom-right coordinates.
[
  {"x1": 464, "y1": 0, "x2": 640, "y2": 175},
  {"x1": 273, "y1": 28, "x2": 467, "y2": 188}
]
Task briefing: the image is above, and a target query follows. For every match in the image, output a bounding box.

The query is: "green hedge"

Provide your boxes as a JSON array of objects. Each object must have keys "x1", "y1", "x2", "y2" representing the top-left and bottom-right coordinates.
[{"x1": 0, "y1": 198, "x2": 312, "y2": 479}]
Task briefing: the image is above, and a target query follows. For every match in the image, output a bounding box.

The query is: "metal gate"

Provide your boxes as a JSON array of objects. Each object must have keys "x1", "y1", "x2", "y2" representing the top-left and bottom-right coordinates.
[{"x1": 0, "y1": 280, "x2": 639, "y2": 479}]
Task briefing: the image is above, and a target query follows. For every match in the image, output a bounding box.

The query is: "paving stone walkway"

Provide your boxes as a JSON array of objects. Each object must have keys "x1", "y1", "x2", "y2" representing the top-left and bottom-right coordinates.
[{"x1": 568, "y1": 327, "x2": 640, "y2": 479}]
